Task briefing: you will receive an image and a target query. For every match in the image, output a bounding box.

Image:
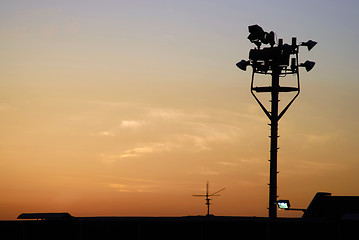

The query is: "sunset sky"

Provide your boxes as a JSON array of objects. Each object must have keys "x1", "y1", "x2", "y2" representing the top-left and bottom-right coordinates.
[{"x1": 1, "y1": 0, "x2": 359, "y2": 220}]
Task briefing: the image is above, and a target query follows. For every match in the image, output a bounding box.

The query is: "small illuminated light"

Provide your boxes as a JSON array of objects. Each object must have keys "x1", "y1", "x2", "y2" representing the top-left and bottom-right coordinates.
[{"x1": 277, "y1": 200, "x2": 290, "y2": 209}]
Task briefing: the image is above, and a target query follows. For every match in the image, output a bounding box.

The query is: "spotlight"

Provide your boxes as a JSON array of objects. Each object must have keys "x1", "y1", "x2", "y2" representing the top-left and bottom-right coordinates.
[
  {"x1": 301, "y1": 40, "x2": 317, "y2": 51},
  {"x1": 300, "y1": 60, "x2": 315, "y2": 72},
  {"x1": 247, "y1": 25, "x2": 265, "y2": 42},
  {"x1": 262, "y1": 31, "x2": 275, "y2": 46},
  {"x1": 267, "y1": 31, "x2": 275, "y2": 46},
  {"x1": 236, "y1": 60, "x2": 250, "y2": 71}
]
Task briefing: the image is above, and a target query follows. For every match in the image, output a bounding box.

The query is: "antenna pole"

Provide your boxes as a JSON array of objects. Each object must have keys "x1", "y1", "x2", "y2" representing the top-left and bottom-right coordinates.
[
  {"x1": 206, "y1": 198, "x2": 210, "y2": 216},
  {"x1": 192, "y1": 182, "x2": 225, "y2": 216},
  {"x1": 206, "y1": 182, "x2": 210, "y2": 216}
]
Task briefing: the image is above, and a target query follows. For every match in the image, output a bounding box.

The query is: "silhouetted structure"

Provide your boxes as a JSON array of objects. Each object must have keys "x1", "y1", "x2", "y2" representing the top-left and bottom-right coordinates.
[
  {"x1": 17, "y1": 212, "x2": 74, "y2": 221},
  {"x1": 236, "y1": 25, "x2": 317, "y2": 219},
  {"x1": 303, "y1": 192, "x2": 359, "y2": 221},
  {"x1": 193, "y1": 182, "x2": 225, "y2": 216},
  {"x1": 3, "y1": 192, "x2": 359, "y2": 239}
]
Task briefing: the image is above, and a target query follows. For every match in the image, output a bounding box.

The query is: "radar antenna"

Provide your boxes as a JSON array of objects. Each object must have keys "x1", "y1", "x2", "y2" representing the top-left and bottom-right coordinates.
[{"x1": 193, "y1": 181, "x2": 225, "y2": 216}]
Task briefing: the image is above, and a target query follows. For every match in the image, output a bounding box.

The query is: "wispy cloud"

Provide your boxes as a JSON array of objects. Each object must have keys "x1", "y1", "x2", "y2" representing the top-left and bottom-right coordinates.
[
  {"x1": 304, "y1": 133, "x2": 332, "y2": 144},
  {"x1": 98, "y1": 142, "x2": 175, "y2": 163},
  {"x1": 108, "y1": 183, "x2": 154, "y2": 192},
  {"x1": 98, "y1": 108, "x2": 245, "y2": 163},
  {"x1": 118, "y1": 177, "x2": 161, "y2": 184},
  {"x1": 284, "y1": 160, "x2": 348, "y2": 176},
  {"x1": 173, "y1": 134, "x2": 211, "y2": 151},
  {"x1": 98, "y1": 153, "x2": 122, "y2": 164},
  {"x1": 300, "y1": 160, "x2": 345, "y2": 171},
  {"x1": 186, "y1": 167, "x2": 219, "y2": 175},
  {"x1": 93, "y1": 120, "x2": 146, "y2": 137},
  {"x1": 239, "y1": 158, "x2": 260, "y2": 164},
  {"x1": 107, "y1": 177, "x2": 162, "y2": 193},
  {"x1": 99, "y1": 131, "x2": 115, "y2": 136},
  {"x1": 217, "y1": 161, "x2": 239, "y2": 167},
  {"x1": 119, "y1": 143, "x2": 173, "y2": 159},
  {"x1": 120, "y1": 120, "x2": 146, "y2": 129},
  {"x1": 148, "y1": 108, "x2": 202, "y2": 120},
  {"x1": 98, "y1": 152, "x2": 136, "y2": 164},
  {"x1": 171, "y1": 121, "x2": 243, "y2": 152}
]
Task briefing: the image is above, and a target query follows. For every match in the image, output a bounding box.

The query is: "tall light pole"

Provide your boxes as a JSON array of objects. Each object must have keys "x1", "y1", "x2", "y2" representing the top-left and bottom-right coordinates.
[{"x1": 236, "y1": 25, "x2": 317, "y2": 219}]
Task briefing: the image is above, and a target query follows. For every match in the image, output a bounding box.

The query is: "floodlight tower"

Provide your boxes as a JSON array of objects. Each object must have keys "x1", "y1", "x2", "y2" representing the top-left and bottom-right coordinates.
[{"x1": 236, "y1": 25, "x2": 317, "y2": 219}]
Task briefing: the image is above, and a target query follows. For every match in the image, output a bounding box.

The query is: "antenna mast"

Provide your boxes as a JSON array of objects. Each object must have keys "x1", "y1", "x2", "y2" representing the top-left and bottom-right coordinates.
[{"x1": 193, "y1": 182, "x2": 225, "y2": 216}]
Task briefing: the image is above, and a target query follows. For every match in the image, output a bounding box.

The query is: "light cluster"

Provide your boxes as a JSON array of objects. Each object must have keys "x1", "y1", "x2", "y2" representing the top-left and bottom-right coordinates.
[{"x1": 236, "y1": 24, "x2": 316, "y2": 76}]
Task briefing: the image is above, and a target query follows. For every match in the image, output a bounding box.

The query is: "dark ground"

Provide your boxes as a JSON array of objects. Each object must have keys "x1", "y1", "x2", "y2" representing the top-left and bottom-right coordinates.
[{"x1": 1, "y1": 216, "x2": 358, "y2": 240}]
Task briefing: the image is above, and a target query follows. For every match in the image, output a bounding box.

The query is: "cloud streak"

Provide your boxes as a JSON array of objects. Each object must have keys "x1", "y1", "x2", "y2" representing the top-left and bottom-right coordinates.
[
  {"x1": 186, "y1": 167, "x2": 220, "y2": 175},
  {"x1": 98, "y1": 107, "x2": 246, "y2": 163},
  {"x1": 283, "y1": 160, "x2": 348, "y2": 176},
  {"x1": 120, "y1": 120, "x2": 146, "y2": 129},
  {"x1": 98, "y1": 142, "x2": 175, "y2": 163},
  {"x1": 119, "y1": 143, "x2": 173, "y2": 159},
  {"x1": 107, "y1": 177, "x2": 162, "y2": 193},
  {"x1": 108, "y1": 183, "x2": 154, "y2": 192}
]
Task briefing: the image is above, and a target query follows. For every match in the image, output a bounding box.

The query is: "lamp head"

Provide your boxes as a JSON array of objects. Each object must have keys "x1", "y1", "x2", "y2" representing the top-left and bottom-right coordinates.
[
  {"x1": 247, "y1": 25, "x2": 265, "y2": 43},
  {"x1": 300, "y1": 60, "x2": 315, "y2": 72},
  {"x1": 301, "y1": 40, "x2": 317, "y2": 51},
  {"x1": 236, "y1": 60, "x2": 250, "y2": 71},
  {"x1": 267, "y1": 31, "x2": 275, "y2": 46}
]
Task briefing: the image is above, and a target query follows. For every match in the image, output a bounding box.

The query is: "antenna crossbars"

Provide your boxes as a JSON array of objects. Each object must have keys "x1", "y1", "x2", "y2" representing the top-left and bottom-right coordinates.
[{"x1": 193, "y1": 182, "x2": 225, "y2": 216}]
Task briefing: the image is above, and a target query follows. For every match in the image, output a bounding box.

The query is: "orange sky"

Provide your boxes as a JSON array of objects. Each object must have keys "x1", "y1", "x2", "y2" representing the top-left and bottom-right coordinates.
[{"x1": 1, "y1": 0, "x2": 359, "y2": 220}]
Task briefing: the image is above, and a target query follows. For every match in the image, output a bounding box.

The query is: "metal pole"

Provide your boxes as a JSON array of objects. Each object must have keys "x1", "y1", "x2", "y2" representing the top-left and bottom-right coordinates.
[
  {"x1": 206, "y1": 198, "x2": 210, "y2": 216},
  {"x1": 269, "y1": 69, "x2": 280, "y2": 219}
]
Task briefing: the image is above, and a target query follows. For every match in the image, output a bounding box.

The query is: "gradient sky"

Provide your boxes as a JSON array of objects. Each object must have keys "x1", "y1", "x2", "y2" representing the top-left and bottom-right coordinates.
[{"x1": 1, "y1": 0, "x2": 359, "y2": 220}]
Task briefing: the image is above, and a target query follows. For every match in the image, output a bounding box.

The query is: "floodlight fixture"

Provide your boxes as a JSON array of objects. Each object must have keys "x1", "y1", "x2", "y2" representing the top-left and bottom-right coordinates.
[
  {"x1": 300, "y1": 60, "x2": 315, "y2": 72},
  {"x1": 300, "y1": 40, "x2": 317, "y2": 51},
  {"x1": 248, "y1": 24, "x2": 265, "y2": 42},
  {"x1": 236, "y1": 60, "x2": 250, "y2": 71},
  {"x1": 267, "y1": 31, "x2": 275, "y2": 46},
  {"x1": 277, "y1": 200, "x2": 290, "y2": 209},
  {"x1": 247, "y1": 25, "x2": 275, "y2": 48},
  {"x1": 277, "y1": 199, "x2": 306, "y2": 212}
]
